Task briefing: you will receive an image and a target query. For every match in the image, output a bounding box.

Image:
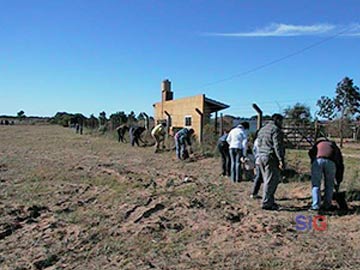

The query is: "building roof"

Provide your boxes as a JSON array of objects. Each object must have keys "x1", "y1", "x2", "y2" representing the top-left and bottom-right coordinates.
[
  {"x1": 204, "y1": 96, "x2": 229, "y2": 113},
  {"x1": 153, "y1": 94, "x2": 230, "y2": 113}
]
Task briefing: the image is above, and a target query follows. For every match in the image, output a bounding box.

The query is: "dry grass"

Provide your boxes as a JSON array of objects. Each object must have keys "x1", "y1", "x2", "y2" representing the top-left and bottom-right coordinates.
[{"x1": 0, "y1": 125, "x2": 360, "y2": 270}]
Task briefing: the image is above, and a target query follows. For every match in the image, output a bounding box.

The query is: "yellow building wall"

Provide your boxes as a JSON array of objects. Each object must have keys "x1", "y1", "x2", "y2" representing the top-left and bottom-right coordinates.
[{"x1": 154, "y1": 94, "x2": 204, "y2": 142}]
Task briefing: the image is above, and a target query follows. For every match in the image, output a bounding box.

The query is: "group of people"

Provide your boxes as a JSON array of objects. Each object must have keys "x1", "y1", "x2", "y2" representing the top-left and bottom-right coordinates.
[
  {"x1": 217, "y1": 113, "x2": 344, "y2": 211},
  {"x1": 114, "y1": 114, "x2": 344, "y2": 212},
  {"x1": 116, "y1": 125, "x2": 146, "y2": 147},
  {"x1": 116, "y1": 122, "x2": 195, "y2": 160},
  {"x1": 0, "y1": 120, "x2": 14, "y2": 125}
]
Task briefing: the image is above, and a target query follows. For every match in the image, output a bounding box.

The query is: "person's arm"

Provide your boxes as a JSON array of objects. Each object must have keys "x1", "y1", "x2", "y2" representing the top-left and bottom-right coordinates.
[
  {"x1": 136, "y1": 129, "x2": 146, "y2": 144},
  {"x1": 226, "y1": 132, "x2": 232, "y2": 145},
  {"x1": 138, "y1": 136, "x2": 146, "y2": 144},
  {"x1": 186, "y1": 135, "x2": 192, "y2": 146},
  {"x1": 334, "y1": 146, "x2": 344, "y2": 186},
  {"x1": 273, "y1": 128, "x2": 285, "y2": 167},
  {"x1": 308, "y1": 144, "x2": 317, "y2": 164},
  {"x1": 242, "y1": 134, "x2": 248, "y2": 157}
]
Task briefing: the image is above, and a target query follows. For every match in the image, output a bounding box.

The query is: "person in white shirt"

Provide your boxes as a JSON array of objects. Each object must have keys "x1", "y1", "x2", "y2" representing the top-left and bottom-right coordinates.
[{"x1": 226, "y1": 122, "x2": 250, "y2": 183}]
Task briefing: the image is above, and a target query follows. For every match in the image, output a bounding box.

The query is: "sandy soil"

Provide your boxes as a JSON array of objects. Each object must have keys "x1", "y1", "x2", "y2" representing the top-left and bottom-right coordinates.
[{"x1": 0, "y1": 125, "x2": 359, "y2": 270}]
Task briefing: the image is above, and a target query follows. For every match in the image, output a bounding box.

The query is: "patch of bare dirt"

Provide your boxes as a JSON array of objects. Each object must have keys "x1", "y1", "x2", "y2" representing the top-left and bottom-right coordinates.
[{"x1": 0, "y1": 125, "x2": 360, "y2": 270}]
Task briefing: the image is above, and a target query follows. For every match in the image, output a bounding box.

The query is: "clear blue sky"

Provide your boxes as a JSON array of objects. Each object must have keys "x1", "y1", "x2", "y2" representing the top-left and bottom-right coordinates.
[{"x1": 1, "y1": 0, "x2": 360, "y2": 118}]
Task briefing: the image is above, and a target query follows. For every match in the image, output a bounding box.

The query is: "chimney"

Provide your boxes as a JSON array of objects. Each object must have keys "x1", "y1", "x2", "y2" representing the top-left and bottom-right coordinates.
[{"x1": 161, "y1": 79, "x2": 173, "y2": 101}]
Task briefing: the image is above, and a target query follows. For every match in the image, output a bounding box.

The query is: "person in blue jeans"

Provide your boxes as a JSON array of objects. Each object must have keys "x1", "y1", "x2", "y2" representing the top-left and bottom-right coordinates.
[
  {"x1": 174, "y1": 128, "x2": 194, "y2": 160},
  {"x1": 226, "y1": 122, "x2": 249, "y2": 183},
  {"x1": 308, "y1": 138, "x2": 344, "y2": 211}
]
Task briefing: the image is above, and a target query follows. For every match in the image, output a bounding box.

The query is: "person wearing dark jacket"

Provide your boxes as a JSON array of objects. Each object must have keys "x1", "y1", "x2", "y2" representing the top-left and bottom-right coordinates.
[
  {"x1": 116, "y1": 124, "x2": 129, "y2": 143},
  {"x1": 308, "y1": 138, "x2": 344, "y2": 211},
  {"x1": 217, "y1": 131, "x2": 230, "y2": 176},
  {"x1": 129, "y1": 126, "x2": 146, "y2": 146}
]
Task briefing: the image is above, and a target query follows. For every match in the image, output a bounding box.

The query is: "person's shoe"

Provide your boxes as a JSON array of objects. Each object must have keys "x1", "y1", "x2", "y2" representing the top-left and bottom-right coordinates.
[
  {"x1": 308, "y1": 207, "x2": 320, "y2": 212},
  {"x1": 250, "y1": 194, "x2": 261, "y2": 199},
  {"x1": 262, "y1": 203, "x2": 279, "y2": 211},
  {"x1": 321, "y1": 204, "x2": 337, "y2": 211}
]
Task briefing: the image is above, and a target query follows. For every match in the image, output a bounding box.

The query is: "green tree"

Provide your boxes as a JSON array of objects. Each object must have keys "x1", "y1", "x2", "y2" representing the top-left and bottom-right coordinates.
[
  {"x1": 98, "y1": 111, "x2": 107, "y2": 126},
  {"x1": 73, "y1": 113, "x2": 86, "y2": 125},
  {"x1": 127, "y1": 111, "x2": 137, "y2": 124},
  {"x1": 317, "y1": 96, "x2": 336, "y2": 120},
  {"x1": 109, "y1": 111, "x2": 128, "y2": 129},
  {"x1": 17, "y1": 110, "x2": 26, "y2": 120},
  {"x1": 283, "y1": 103, "x2": 311, "y2": 126},
  {"x1": 86, "y1": 114, "x2": 98, "y2": 129},
  {"x1": 317, "y1": 77, "x2": 360, "y2": 147},
  {"x1": 52, "y1": 112, "x2": 73, "y2": 127}
]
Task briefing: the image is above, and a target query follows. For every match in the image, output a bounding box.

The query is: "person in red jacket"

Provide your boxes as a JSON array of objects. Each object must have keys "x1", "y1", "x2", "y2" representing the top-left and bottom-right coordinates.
[{"x1": 308, "y1": 138, "x2": 344, "y2": 211}]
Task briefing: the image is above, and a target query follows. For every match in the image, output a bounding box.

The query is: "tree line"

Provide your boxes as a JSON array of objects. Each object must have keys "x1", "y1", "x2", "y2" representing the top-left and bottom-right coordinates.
[{"x1": 50, "y1": 111, "x2": 153, "y2": 131}]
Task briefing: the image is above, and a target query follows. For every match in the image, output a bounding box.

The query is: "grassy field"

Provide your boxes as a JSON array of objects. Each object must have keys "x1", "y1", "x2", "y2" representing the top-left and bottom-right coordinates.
[{"x1": 0, "y1": 125, "x2": 360, "y2": 270}]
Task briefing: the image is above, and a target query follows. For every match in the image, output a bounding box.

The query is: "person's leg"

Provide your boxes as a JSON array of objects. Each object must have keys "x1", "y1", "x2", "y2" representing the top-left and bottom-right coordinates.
[
  {"x1": 311, "y1": 159, "x2": 323, "y2": 210},
  {"x1": 181, "y1": 141, "x2": 188, "y2": 159},
  {"x1": 152, "y1": 134, "x2": 159, "y2": 152},
  {"x1": 175, "y1": 138, "x2": 181, "y2": 159},
  {"x1": 122, "y1": 130, "x2": 127, "y2": 142},
  {"x1": 261, "y1": 156, "x2": 280, "y2": 208},
  {"x1": 132, "y1": 134, "x2": 139, "y2": 146},
  {"x1": 156, "y1": 135, "x2": 160, "y2": 150},
  {"x1": 117, "y1": 130, "x2": 121, "y2": 142},
  {"x1": 159, "y1": 135, "x2": 165, "y2": 149},
  {"x1": 225, "y1": 146, "x2": 231, "y2": 176},
  {"x1": 251, "y1": 165, "x2": 262, "y2": 196},
  {"x1": 323, "y1": 159, "x2": 336, "y2": 209},
  {"x1": 235, "y1": 148, "x2": 242, "y2": 182},
  {"x1": 229, "y1": 148, "x2": 236, "y2": 182},
  {"x1": 218, "y1": 144, "x2": 227, "y2": 176},
  {"x1": 130, "y1": 131, "x2": 134, "y2": 146}
]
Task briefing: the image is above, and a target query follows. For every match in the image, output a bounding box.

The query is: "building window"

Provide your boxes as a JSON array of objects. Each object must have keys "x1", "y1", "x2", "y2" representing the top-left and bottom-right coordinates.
[{"x1": 184, "y1": 116, "x2": 192, "y2": 126}]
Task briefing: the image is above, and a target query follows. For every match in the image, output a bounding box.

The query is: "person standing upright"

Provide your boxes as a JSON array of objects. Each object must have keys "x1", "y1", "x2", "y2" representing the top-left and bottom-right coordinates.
[
  {"x1": 226, "y1": 122, "x2": 249, "y2": 183},
  {"x1": 217, "y1": 130, "x2": 231, "y2": 176},
  {"x1": 257, "y1": 114, "x2": 285, "y2": 210},
  {"x1": 308, "y1": 138, "x2": 344, "y2": 211}
]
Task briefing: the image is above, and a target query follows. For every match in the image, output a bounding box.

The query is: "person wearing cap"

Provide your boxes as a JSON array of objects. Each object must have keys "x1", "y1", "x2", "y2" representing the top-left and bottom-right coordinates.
[
  {"x1": 151, "y1": 122, "x2": 167, "y2": 153},
  {"x1": 256, "y1": 114, "x2": 285, "y2": 210},
  {"x1": 226, "y1": 122, "x2": 250, "y2": 183},
  {"x1": 174, "y1": 128, "x2": 194, "y2": 160},
  {"x1": 308, "y1": 137, "x2": 344, "y2": 211}
]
